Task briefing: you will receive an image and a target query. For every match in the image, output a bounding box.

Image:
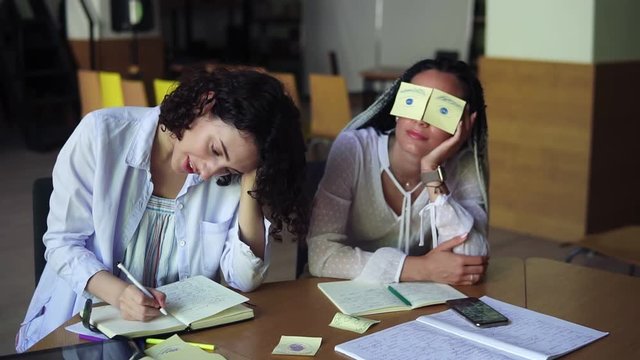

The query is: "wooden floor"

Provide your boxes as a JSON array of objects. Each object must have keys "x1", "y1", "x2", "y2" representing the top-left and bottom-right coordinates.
[{"x1": 0, "y1": 97, "x2": 634, "y2": 355}]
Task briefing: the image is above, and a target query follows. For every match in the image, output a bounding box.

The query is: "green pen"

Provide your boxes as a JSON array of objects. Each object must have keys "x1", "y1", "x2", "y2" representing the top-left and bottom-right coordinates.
[{"x1": 387, "y1": 285, "x2": 412, "y2": 306}]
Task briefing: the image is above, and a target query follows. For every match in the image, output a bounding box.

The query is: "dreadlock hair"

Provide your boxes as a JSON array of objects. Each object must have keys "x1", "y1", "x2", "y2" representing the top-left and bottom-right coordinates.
[{"x1": 348, "y1": 58, "x2": 489, "y2": 209}]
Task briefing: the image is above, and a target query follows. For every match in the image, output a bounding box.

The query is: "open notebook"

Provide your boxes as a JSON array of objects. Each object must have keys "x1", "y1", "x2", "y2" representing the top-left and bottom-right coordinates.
[
  {"x1": 335, "y1": 296, "x2": 608, "y2": 360},
  {"x1": 318, "y1": 280, "x2": 466, "y2": 316},
  {"x1": 82, "y1": 275, "x2": 253, "y2": 338}
]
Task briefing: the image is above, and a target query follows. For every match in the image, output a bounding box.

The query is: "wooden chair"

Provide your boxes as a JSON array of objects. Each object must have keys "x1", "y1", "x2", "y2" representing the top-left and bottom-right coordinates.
[
  {"x1": 32, "y1": 177, "x2": 53, "y2": 287},
  {"x1": 565, "y1": 225, "x2": 640, "y2": 275},
  {"x1": 153, "y1": 78, "x2": 178, "y2": 106},
  {"x1": 77, "y1": 69, "x2": 101, "y2": 116},
  {"x1": 270, "y1": 72, "x2": 301, "y2": 108},
  {"x1": 98, "y1": 71, "x2": 124, "y2": 108},
  {"x1": 308, "y1": 74, "x2": 351, "y2": 158},
  {"x1": 121, "y1": 79, "x2": 149, "y2": 106}
]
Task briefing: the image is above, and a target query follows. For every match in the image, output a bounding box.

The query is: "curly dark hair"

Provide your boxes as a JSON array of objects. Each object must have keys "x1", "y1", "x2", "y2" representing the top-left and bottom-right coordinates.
[
  {"x1": 158, "y1": 67, "x2": 308, "y2": 240},
  {"x1": 359, "y1": 58, "x2": 487, "y2": 161}
]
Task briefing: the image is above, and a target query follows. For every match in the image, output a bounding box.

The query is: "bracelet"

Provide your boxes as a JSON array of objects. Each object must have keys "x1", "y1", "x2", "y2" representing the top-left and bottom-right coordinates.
[{"x1": 427, "y1": 182, "x2": 449, "y2": 195}]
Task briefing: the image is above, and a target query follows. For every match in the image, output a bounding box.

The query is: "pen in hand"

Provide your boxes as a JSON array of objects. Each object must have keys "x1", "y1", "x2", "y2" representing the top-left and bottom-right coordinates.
[{"x1": 116, "y1": 263, "x2": 168, "y2": 316}]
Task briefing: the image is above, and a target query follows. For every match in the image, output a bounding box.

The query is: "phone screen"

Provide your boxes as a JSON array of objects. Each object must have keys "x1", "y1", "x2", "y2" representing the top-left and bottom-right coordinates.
[{"x1": 446, "y1": 297, "x2": 509, "y2": 328}]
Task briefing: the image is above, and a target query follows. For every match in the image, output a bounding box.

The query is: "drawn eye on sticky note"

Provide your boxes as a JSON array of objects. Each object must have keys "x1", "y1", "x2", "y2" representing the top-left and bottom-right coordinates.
[
  {"x1": 422, "y1": 89, "x2": 466, "y2": 134},
  {"x1": 390, "y1": 82, "x2": 432, "y2": 121}
]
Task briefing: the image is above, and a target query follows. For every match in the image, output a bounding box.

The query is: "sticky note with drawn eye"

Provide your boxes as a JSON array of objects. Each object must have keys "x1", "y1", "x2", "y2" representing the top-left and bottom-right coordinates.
[
  {"x1": 390, "y1": 82, "x2": 432, "y2": 121},
  {"x1": 422, "y1": 88, "x2": 466, "y2": 135}
]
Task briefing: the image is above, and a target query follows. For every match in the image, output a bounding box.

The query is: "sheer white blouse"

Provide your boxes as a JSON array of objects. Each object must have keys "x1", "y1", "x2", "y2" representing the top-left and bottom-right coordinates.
[{"x1": 307, "y1": 128, "x2": 488, "y2": 283}]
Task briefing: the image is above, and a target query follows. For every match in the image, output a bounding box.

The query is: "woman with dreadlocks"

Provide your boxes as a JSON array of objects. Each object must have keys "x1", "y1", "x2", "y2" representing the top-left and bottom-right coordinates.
[{"x1": 307, "y1": 58, "x2": 489, "y2": 285}]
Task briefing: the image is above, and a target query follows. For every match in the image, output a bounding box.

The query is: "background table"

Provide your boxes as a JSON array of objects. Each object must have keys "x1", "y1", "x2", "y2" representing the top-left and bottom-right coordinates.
[
  {"x1": 525, "y1": 258, "x2": 640, "y2": 359},
  {"x1": 360, "y1": 66, "x2": 403, "y2": 108}
]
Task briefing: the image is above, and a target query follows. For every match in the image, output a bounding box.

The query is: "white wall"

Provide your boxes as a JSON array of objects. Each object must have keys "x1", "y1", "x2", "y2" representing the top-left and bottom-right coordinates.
[
  {"x1": 486, "y1": 0, "x2": 595, "y2": 64},
  {"x1": 379, "y1": 0, "x2": 473, "y2": 68},
  {"x1": 66, "y1": 0, "x2": 160, "y2": 40},
  {"x1": 302, "y1": 0, "x2": 376, "y2": 92},
  {"x1": 303, "y1": 0, "x2": 474, "y2": 92}
]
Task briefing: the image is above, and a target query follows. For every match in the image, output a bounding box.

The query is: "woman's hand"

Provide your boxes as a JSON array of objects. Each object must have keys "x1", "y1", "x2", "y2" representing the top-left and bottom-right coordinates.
[
  {"x1": 421, "y1": 112, "x2": 477, "y2": 171},
  {"x1": 86, "y1": 271, "x2": 166, "y2": 321},
  {"x1": 400, "y1": 234, "x2": 487, "y2": 285},
  {"x1": 118, "y1": 285, "x2": 167, "y2": 321},
  {"x1": 238, "y1": 168, "x2": 266, "y2": 259}
]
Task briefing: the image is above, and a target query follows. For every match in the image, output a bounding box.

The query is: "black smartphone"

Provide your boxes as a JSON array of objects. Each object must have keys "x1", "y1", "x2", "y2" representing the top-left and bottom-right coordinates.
[{"x1": 446, "y1": 297, "x2": 510, "y2": 328}]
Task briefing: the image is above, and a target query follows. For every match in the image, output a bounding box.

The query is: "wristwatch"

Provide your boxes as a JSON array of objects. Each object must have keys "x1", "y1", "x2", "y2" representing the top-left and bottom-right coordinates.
[{"x1": 421, "y1": 165, "x2": 446, "y2": 184}]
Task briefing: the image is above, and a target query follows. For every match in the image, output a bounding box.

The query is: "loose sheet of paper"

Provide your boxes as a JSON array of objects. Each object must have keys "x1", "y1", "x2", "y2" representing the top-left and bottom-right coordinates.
[
  {"x1": 422, "y1": 296, "x2": 609, "y2": 359},
  {"x1": 144, "y1": 334, "x2": 226, "y2": 360},
  {"x1": 272, "y1": 336, "x2": 322, "y2": 356},
  {"x1": 335, "y1": 320, "x2": 520, "y2": 360},
  {"x1": 329, "y1": 313, "x2": 380, "y2": 334}
]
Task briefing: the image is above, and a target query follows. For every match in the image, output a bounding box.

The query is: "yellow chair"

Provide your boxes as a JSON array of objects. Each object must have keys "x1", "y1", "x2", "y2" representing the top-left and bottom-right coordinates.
[
  {"x1": 98, "y1": 71, "x2": 125, "y2": 108},
  {"x1": 77, "y1": 69, "x2": 102, "y2": 116},
  {"x1": 270, "y1": 72, "x2": 301, "y2": 108},
  {"x1": 308, "y1": 74, "x2": 351, "y2": 140},
  {"x1": 121, "y1": 79, "x2": 149, "y2": 107},
  {"x1": 153, "y1": 79, "x2": 178, "y2": 106}
]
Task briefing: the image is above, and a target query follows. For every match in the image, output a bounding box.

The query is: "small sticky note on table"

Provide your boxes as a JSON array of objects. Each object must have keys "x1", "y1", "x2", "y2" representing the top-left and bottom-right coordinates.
[
  {"x1": 145, "y1": 334, "x2": 225, "y2": 360},
  {"x1": 272, "y1": 336, "x2": 322, "y2": 356},
  {"x1": 329, "y1": 313, "x2": 380, "y2": 334}
]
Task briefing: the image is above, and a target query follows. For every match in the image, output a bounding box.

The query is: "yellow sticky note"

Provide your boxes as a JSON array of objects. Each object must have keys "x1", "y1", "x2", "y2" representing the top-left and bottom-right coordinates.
[
  {"x1": 271, "y1": 336, "x2": 322, "y2": 356},
  {"x1": 390, "y1": 82, "x2": 432, "y2": 121},
  {"x1": 422, "y1": 88, "x2": 466, "y2": 134},
  {"x1": 145, "y1": 334, "x2": 225, "y2": 360},
  {"x1": 329, "y1": 313, "x2": 380, "y2": 334}
]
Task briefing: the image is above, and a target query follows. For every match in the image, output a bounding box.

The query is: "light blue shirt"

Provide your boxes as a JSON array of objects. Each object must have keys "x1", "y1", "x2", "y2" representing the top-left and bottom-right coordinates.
[{"x1": 16, "y1": 107, "x2": 270, "y2": 352}]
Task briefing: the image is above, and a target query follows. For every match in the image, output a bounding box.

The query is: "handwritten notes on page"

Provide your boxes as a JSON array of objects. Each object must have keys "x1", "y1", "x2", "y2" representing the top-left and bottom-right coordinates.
[
  {"x1": 318, "y1": 280, "x2": 464, "y2": 316},
  {"x1": 336, "y1": 296, "x2": 608, "y2": 360},
  {"x1": 161, "y1": 275, "x2": 248, "y2": 325},
  {"x1": 336, "y1": 320, "x2": 518, "y2": 360},
  {"x1": 423, "y1": 296, "x2": 608, "y2": 360}
]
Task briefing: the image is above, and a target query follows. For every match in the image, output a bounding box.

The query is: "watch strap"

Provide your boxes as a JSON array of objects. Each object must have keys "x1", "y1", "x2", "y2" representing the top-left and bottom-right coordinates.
[{"x1": 421, "y1": 166, "x2": 445, "y2": 184}]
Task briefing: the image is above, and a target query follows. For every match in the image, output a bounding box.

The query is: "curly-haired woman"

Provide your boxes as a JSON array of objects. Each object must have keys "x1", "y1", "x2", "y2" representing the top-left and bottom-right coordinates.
[{"x1": 16, "y1": 68, "x2": 307, "y2": 352}]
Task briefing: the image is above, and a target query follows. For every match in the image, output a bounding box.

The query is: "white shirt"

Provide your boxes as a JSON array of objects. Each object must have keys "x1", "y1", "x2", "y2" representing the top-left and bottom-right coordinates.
[
  {"x1": 307, "y1": 128, "x2": 488, "y2": 283},
  {"x1": 16, "y1": 107, "x2": 270, "y2": 352}
]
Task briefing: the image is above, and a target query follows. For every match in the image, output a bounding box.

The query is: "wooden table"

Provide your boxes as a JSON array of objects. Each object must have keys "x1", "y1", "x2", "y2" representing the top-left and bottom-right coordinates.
[
  {"x1": 31, "y1": 257, "x2": 640, "y2": 359},
  {"x1": 359, "y1": 66, "x2": 404, "y2": 108},
  {"x1": 30, "y1": 258, "x2": 524, "y2": 358},
  {"x1": 525, "y1": 258, "x2": 640, "y2": 359}
]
